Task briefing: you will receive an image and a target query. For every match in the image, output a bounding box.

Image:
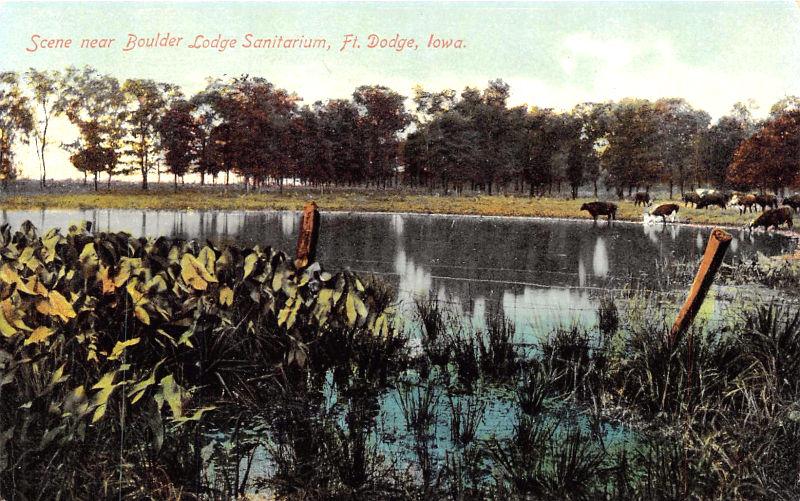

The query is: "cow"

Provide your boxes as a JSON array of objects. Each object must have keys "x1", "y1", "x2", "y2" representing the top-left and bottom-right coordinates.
[
  {"x1": 754, "y1": 194, "x2": 778, "y2": 211},
  {"x1": 682, "y1": 192, "x2": 701, "y2": 207},
  {"x1": 750, "y1": 207, "x2": 793, "y2": 231},
  {"x1": 696, "y1": 192, "x2": 727, "y2": 210},
  {"x1": 580, "y1": 201, "x2": 617, "y2": 222},
  {"x1": 732, "y1": 194, "x2": 757, "y2": 214},
  {"x1": 633, "y1": 191, "x2": 652, "y2": 207},
  {"x1": 645, "y1": 203, "x2": 680, "y2": 224},
  {"x1": 783, "y1": 194, "x2": 800, "y2": 212}
]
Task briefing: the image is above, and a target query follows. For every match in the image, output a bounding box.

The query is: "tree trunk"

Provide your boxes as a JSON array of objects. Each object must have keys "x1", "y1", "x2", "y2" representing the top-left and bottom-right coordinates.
[
  {"x1": 94, "y1": 171, "x2": 98, "y2": 192},
  {"x1": 174, "y1": 174, "x2": 178, "y2": 193}
]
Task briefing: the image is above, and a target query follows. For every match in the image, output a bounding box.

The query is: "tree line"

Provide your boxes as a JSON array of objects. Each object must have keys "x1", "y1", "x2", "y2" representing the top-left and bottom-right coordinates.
[{"x1": 1, "y1": 66, "x2": 799, "y2": 196}]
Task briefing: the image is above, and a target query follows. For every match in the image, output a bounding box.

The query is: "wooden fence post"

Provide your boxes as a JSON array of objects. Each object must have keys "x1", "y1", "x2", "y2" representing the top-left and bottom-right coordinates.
[
  {"x1": 668, "y1": 228, "x2": 732, "y2": 347},
  {"x1": 294, "y1": 201, "x2": 320, "y2": 270}
]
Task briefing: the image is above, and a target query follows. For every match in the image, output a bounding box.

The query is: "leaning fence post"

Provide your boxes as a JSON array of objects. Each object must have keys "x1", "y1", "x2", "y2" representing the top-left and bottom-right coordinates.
[
  {"x1": 294, "y1": 201, "x2": 320, "y2": 270},
  {"x1": 668, "y1": 228, "x2": 732, "y2": 347}
]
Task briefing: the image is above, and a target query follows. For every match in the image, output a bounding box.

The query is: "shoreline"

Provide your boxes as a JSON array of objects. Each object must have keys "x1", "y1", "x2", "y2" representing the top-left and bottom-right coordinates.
[{"x1": 2, "y1": 189, "x2": 798, "y2": 240}]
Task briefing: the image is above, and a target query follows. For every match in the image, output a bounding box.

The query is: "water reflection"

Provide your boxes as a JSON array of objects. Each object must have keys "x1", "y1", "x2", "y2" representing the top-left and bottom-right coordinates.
[
  {"x1": 592, "y1": 237, "x2": 609, "y2": 278},
  {"x1": 1, "y1": 209, "x2": 792, "y2": 340}
]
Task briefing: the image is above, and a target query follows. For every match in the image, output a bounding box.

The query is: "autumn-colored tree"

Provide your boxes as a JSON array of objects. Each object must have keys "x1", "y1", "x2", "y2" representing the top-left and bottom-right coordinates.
[{"x1": 727, "y1": 110, "x2": 800, "y2": 194}]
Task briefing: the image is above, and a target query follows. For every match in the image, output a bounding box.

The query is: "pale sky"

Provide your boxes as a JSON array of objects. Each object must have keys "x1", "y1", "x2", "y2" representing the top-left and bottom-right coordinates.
[{"x1": 2, "y1": 1, "x2": 800, "y2": 180}]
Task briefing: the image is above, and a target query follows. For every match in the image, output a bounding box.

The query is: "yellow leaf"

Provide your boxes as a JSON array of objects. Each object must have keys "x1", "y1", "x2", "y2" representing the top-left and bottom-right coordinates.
[
  {"x1": 159, "y1": 375, "x2": 183, "y2": 418},
  {"x1": 25, "y1": 276, "x2": 48, "y2": 296},
  {"x1": 346, "y1": 293, "x2": 357, "y2": 326},
  {"x1": 126, "y1": 280, "x2": 147, "y2": 306},
  {"x1": 134, "y1": 306, "x2": 150, "y2": 325},
  {"x1": 108, "y1": 337, "x2": 141, "y2": 360},
  {"x1": 171, "y1": 406, "x2": 216, "y2": 425},
  {"x1": 0, "y1": 264, "x2": 20, "y2": 285},
  {"x1": 0, "y1": 301, "x2": 18, "y2": 338},
  {"x1": 181, "y1": 253, "x2": 217, "y2": 291},
  {"x1": 24, "y1": 326, "x2": 55, "y2": 346},
  {"x1": 198, "y1": 247, "x2": 216, "y2": 276},
  {"x1": 243, "y1": 253, "x2": 258, "y2": 279},
  {"x1": 99, "y1": 266, "x2": 116, "y2": 294},
  {"x1": 219, "y1": 286, "x2": 233, "y2": 306},
  {"x1": 46, "y1": 291, "x2": 76, "y2": 321}
]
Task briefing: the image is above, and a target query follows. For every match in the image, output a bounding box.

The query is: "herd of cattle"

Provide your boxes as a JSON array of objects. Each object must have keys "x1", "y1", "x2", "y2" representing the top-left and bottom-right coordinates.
[{"x1": 580, "y1": 189, "x2": 798, "y2": 231}]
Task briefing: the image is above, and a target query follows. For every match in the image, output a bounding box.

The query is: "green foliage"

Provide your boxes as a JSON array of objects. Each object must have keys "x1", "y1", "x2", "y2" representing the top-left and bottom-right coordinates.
[{"x1": 0, "y1": 220, "x2": 396, "y2": 497}]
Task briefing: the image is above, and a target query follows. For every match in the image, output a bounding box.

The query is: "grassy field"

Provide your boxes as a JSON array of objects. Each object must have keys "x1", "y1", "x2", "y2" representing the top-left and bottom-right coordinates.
[{"x1": 0, "y1": 187, "x2": 782, "y2": 228}]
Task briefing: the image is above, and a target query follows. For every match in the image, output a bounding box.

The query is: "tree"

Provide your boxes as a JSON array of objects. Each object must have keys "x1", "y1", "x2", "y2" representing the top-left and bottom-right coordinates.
[
  {"x1": 0, "y1": 72, "x2": 33, "y2": 190},
  {"x1": 122, "y1": 79, "x2": 179, "y2": 189},
  {"x1": 520, "y1": 107, "x2": 562, "y2": 196},
  {"x1": 426, "y1": 109, "x2": 478, "y2": 194},
  {"x1": 353, "y1": 85, "x2": 410, "y2": 187},
  {"x1": 25, "y1": 68, "x2": 69, "y2": 188},
  {"x1": 62, "y1": 67, "x2": 127, "y2": 190},
  {"x1": 571, "y1": 102, "x2": 610, "y2": 197},
  {"x1": 653, "y1": 98, "x2": 710, "y2": 197},
  {"x1": 695, "y1": 114, "x2": 749, "y2": 188},
  {"x1": 158, "y1": 100, "x2": 198, "y2": 191},
  {"x1": 601, "y1": 99, "x2": 661, "y2": 198},
  {"x1": 190, "y1": 81, "x2": 225, "y2": 185},
  {"x1": 727, "y1": 110, "x2": 800, "y2": 194}
]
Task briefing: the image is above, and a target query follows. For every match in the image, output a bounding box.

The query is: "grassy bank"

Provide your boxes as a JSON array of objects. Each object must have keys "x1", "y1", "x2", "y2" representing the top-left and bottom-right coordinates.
[{"x1": 0, "y1": 188, "x2": 780, "y2": 228}]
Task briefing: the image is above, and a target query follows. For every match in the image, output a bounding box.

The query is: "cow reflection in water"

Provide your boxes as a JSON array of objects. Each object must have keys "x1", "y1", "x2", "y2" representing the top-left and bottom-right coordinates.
[
  {"x1": 643, "y1": 223, "x2": 681, "y2": 245},
  {"x1": 593, "y1": 237, "x2": 609, "y2": 278}
]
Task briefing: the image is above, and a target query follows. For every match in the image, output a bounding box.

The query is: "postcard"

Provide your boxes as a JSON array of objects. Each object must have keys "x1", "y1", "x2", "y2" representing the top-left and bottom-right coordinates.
[{"x1": 1, "y1": 1, "x2": 799, "y2": 498}]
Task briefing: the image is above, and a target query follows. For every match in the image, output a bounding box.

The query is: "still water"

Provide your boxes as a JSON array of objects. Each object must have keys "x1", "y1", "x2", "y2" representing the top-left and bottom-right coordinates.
[{"x1": 1, "y1": 208, "x2": 793, "y2": 335}]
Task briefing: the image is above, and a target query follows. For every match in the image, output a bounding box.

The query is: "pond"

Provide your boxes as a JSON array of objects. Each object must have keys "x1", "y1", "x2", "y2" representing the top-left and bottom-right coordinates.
[
  {"x1": 3, "y1": 208, "x2": 796, "y2": 497},
  {"x1": 2, "y1": 208, "x2": 792, "y2": 338}
]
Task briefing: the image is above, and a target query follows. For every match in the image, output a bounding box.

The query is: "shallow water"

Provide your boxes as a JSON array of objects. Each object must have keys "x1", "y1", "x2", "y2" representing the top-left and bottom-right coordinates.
[{"x1": 2, "y1": 208, "x2": 792, "y2": 338}]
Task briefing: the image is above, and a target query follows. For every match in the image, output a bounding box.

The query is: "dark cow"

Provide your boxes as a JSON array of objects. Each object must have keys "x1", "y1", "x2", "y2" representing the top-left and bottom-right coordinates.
[
  {"x1": 755, "y1": 194, "x2": 778, "y2": 211},
  {"x1": 648, "y1": 203, "x2": 679, "y2": 224},
  {"x1": 580, "y1": 201, "x2": 617, "y2": 222},
  {"x1": 696, "y1": 192, "x2": 727, "y2": 210},
  {"x1": 634, "y1": 191, "x2": 651, "y2": 207},
  {"x1": 734, "y1": 194, "x2": 757, "y2": 214},
  {"x1": 750, "y1": 207, "x2": 793, "y2": 231},
  {"x1": 783, "y1": 194, "x2": 800, "y2": 212},
  {"x1": 682, "y1": 192, "x2": 701, "y2": 207}
]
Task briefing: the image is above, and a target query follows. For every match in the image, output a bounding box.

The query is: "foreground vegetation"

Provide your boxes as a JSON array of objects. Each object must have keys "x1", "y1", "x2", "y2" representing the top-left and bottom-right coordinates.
[
  {"x1": 0, "y1": 187, "x2": 785, "y2": 228},
  {"x1": 1, "y1": 221, "x2": 799, "y2": 499}
]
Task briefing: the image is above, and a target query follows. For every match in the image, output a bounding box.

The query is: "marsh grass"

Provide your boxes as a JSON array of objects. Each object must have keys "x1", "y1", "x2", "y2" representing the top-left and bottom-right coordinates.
[{"x1": 4, "y1": 221, "x2": 800, "y2": 499}]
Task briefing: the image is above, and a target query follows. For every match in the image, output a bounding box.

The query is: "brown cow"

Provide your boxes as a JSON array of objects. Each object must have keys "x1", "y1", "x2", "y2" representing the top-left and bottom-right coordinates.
[
  {"x1": 750, "y1": 207, "x2": 793, "y2": 231},
  {"x1": 648, "y1": 203, "x2": 679, "y2": 224},
  {"x1": 634, "y1": 192, "x2": 651, "y2": 207},
  {"x1": 581, "y1": 201, "x2": 617, "y2": 222},
  {"x1": 696, "y1": 192, "x2": 727, "y2": 210},
  {"x1": 682, "y1": 192, "x2": 701, "y2": 207},
  {"x1": 783, "y1": 194, "x2": 800, "y2": 212},
  {"x1": 755, "y1": 194, "x2": 778, "y2": 211},
  {"x1": 731, "y1": 194, "x2": 757, "y2": 214}
]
